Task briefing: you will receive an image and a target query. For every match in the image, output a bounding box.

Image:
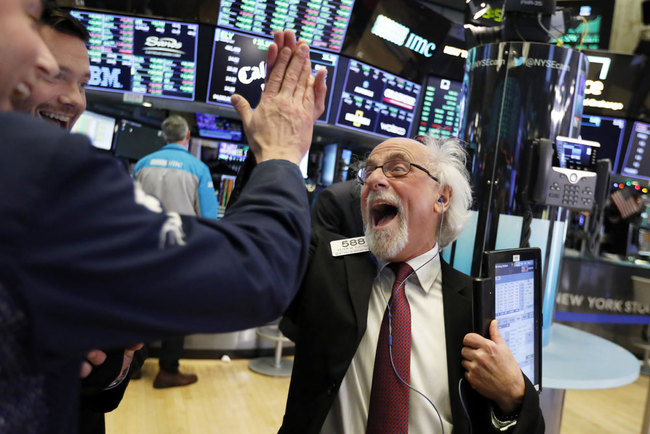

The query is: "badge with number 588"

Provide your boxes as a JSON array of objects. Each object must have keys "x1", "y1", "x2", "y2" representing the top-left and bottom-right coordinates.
[{"x1": 330, "y1": 236, "x2": 369, "y2": 257}]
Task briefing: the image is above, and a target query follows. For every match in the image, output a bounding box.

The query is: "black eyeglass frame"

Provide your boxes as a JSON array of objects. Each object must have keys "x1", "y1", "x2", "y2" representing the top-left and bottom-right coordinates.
[{"x1": 356, "y1": 160, "x2": 441, "y2": 185}]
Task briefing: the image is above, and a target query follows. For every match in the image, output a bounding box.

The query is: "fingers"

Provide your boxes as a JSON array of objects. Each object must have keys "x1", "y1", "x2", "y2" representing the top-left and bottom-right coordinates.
[
  {"x1": 462, "y1": 331, "x2": 485, "y2": 349},
  {"x1": 126, "y1": 343, "x2": 144, "y2": 351},
  {"x1": 293, "y1": 53, "x2": 313, "y2": 104},
  {"x1": 489, "y1": 320, "x2": 504, "y2": 344},
  {"x1": 313, "y1": 68, "x2": 328, "y2": 120},
  {"x1": 231, "y1": 93, "x2": 253, "y2": 126},
  {"x1": 278, "y1": 43, "x2": 309, "y2": 97},
  {"x1": 268, "y1": 30, "x2": 298, "y2": 82},
  {"x1": 265, "y1": 46, "x2": 293, "y2": 95},
  {"x1": 86, "y1": 349, "x2": 107, "y2": 366},
  {"x1": 80, "y1": 361, "x2": 93, "y2": 378},
  {"x1": 266, "y1": 43, "x2": 279, "y2": 79}
]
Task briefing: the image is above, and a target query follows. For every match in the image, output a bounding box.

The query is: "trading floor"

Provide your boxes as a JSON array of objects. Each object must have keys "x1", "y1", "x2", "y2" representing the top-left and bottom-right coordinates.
[{"x1": 106, "y1": 358, "x2": 649, "y2": 434}]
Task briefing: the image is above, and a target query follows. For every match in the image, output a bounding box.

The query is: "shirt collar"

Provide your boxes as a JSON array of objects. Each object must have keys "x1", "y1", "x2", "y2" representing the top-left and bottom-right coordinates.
[
  {"x1": 377, "y1": 245, "x2": 441, "y2": 294},
  {"x1": 163, "y1": 143, "x2": 189, "y2": 152}
]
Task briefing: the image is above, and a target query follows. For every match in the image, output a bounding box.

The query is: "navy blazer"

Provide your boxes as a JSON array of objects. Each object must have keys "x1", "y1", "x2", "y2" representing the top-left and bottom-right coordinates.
[{"x1": 280, "y1": 228, "x2": 544, "y2": 433}]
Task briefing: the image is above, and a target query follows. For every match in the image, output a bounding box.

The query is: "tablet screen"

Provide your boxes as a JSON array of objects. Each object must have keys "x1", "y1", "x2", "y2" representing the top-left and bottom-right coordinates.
[
  {"x1": 482, "y1": 248, "x2": 542, "y2": 390},
  {"x1": 494, "y1": 257, "x2": 536, "y2": 386}
]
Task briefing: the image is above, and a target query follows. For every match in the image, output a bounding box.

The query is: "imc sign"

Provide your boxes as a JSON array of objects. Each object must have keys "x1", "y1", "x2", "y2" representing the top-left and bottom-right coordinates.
[{"x1": 370, "y1": 14, "x2": 437, "y2": 58}]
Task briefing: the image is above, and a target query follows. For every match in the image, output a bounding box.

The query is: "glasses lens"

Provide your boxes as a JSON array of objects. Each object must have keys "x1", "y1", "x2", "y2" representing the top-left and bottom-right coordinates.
[{"x1": 384, "y1": 160, "x2": 410, "y2": 177}]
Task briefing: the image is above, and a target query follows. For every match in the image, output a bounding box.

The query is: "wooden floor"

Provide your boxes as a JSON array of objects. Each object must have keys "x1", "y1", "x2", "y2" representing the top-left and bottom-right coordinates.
[{"x1": 106, "y1": 358, "x2": 649, "y2": 434}]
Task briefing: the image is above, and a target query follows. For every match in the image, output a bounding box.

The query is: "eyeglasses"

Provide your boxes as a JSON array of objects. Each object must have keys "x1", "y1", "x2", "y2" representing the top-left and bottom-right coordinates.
[{"x1": 356, "y1": 159, "x2": 440, "y2": 185}]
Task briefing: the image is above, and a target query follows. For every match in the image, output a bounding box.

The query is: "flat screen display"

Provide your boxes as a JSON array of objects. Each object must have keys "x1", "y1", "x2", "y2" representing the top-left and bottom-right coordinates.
[
  {"x1": 71, "y1": 10, "x2": 198, "y2": 100},
  {"x1": 218, "y1": 141, "x2": 249, "y2": 162},
  {"x1": 113, "y1": 119, "x2": 166, "y2": 161},
  {"x1": 579, "y1": 115, "x2": 626, "y2": 172},
  {"x1": 555, "y1": 0, "x2": 614, "y2": 50},
  {"x1": 70, "y1": 110, "x2": 116, "y2": 151},
  {"x1": 621, "y1": 121, "x2": 650, "y2": 180},
  {"x1": 482, "y1": 248, "x2": 542, "y2": 390},
  {"x1": 553, "y1": 136, "x2": 599, "y2": 171},
  {"x1": 206, "y1": 28, "x2": 338, "y2": 123},
  {"x1": 415, "y1": 76, "x2": 463, "y2": 138},
  {"x1": 334, "y1": 58, "x2": 421, "y2": 138},
  {"x1": 195, "y1": 112, "x2": 243, "y2": 141},
  {"x1": 217, "y1": 0, "x2": 355, "y2": 53}
]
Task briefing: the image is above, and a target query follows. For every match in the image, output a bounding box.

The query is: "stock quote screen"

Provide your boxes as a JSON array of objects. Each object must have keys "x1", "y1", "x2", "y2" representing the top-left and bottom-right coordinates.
[
  {"x1": 217, "y1": 0, "x2": 355, "y2": 52},
  {"x1": 415, "y1": 76, "x2": 463, "y2": 139},
  {"x1": 335, "y1": 59, "x2": 421, "y2": 138},
  {"x1": 621, "y1": 121, "x2": 650, "y2": 180},
  {"x1": 206, "y1": 28, "x2": 338, "y2": 122},
  {"x1": 71, "y1": 10, "x2": 198, "y2": 100}
]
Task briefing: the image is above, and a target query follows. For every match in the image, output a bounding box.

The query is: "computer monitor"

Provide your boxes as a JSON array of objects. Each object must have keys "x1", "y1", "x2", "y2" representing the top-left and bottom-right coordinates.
[
  {"x1": 579, "y1": 115, "x2": 626, "y2": 173},
  {"x1": 195, "y1": 113, "x2": 242, "y2": 142},
  {"x1": 216, "y1": 0, "x2": 355, "y2": 53},
  {"x1": 113, "y1": 120, "x2": 166, "y2": 161},
  {"x1": 70, "y1": 110, "x2": 116, "y2": 151},
  {"x1": 414, "y1": 76, "x2": 463, "y2": 138},
  {"x1": 205, "y1": 28, "x2": 338, "y2": 123},
  {"x1": 70, "y1": 10, "x2": 199, "y2": 100},
  {"x1": 333, "y1": 58, "x2": 421, "y2": 138},
  {"x1": 477, "y1": 248, "x2": 542, "y2": 390},
  {"x1": 620, "y1": 121, "x2": 650, "y2": 180}
]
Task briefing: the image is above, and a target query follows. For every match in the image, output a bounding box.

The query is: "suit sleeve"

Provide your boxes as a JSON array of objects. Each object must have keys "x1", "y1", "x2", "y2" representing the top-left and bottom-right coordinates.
[
  {"x1": 17, "y1": 132, "x2": 310, "y2": 356},
  {"x1": 511, "y1": 377, "x2": 545, "y2": 433}
]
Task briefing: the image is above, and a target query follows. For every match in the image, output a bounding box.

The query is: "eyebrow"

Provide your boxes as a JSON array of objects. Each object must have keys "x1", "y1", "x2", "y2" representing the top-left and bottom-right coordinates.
[{"x1": 366, "y1": 151, "x2": 411, "y2": 165}]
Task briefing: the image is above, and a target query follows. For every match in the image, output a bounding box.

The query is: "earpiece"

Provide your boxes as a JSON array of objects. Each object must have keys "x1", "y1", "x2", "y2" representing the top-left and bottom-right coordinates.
[{"x1": 438, "y1": 197, "x2": 444, "y2": 203}]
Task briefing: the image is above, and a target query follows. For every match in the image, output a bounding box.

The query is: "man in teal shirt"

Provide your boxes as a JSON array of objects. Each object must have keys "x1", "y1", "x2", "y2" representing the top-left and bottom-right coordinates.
[{"x1": 134, "y1": 114, "x2": 218, "y2": 387}]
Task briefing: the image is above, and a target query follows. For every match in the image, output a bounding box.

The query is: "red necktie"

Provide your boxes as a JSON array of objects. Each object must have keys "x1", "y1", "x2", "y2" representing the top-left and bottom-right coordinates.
[{"x1": 366, "y1": 262, "x2": 414, "y2": 434}]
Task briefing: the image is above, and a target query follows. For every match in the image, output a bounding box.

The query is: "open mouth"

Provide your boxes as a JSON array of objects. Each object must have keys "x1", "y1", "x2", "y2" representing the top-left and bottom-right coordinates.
[
  {"x1": 370, "y1": 202, "x2": 399, "y2": 228},
  {"x1": 38, "y1": 110, "x2": 71, "y2": 129}
]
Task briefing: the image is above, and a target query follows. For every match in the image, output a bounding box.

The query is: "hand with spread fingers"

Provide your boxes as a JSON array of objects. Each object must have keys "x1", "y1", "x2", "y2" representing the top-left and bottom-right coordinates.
[
  {"x1": 461, "y1": 319, "x2": 526, "y2": 415},
  {"x1": 231, "y1": 30, "x2": 327, "y2": 165}
]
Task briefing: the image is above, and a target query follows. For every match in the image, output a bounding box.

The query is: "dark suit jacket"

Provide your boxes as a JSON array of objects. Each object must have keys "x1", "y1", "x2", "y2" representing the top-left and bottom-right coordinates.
[
  {"x1": 311, "y1": 180, "x2": 363, "y2": 238},
  {"x1": 0, "y1": 112, "x2": 311, "y2": 434},
  {"x1": 280, "y1": 228, "x2": 544, "y2": 433}
]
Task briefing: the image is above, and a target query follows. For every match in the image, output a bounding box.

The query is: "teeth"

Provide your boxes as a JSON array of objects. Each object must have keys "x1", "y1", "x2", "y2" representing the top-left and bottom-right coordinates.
[
  {"x1": 41, "y1": 111, "x2": 71, "y2": 123},
  {"x1": 13, "y1": 83, "x2": 31, "y2": 99}
]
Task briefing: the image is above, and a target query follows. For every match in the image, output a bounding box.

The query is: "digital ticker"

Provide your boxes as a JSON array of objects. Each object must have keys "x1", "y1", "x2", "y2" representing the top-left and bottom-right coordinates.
[
  {"x1": 206, "y1": 28, "x2": 338, "y2": 122},
  {"x1": 71, "y1": 10, "x2": 198, "y2": 100},
  {"x1": 335, "y1": 59, "x2": 421, "y2": 138},
  {"x1": 217, "y1": 0, "x2": 355, "y2": 52}
]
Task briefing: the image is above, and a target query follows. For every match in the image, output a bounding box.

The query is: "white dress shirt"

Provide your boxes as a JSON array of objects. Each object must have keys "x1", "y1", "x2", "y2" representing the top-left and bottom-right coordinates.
[{"x1": 321, "y1": 245, "x2": 454, "y2": 434}]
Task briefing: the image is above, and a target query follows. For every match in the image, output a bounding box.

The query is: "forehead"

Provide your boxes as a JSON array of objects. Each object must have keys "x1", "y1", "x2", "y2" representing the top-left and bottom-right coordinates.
[
  {"x1": 40, "y1": 26, "x2": 89, "y2": 73},
  {"x1": 368, "y1": 138, "x2": 429, "y2": 163}
]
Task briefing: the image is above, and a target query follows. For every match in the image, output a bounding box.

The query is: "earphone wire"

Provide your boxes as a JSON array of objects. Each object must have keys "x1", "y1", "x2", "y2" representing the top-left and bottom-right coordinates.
[{"x1": 381, "y1": 202, "x2": 446, "y2": 433}]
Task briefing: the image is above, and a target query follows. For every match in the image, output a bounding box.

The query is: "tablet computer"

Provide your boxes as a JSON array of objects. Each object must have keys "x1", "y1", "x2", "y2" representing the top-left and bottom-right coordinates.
[{"x1": 477, "y1": 247, "x2": 542, "y2": 391}]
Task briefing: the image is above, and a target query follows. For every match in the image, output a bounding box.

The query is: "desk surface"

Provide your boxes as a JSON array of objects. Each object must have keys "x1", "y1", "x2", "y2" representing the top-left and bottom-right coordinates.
[{"x1": 542, "y1": 323, "x2": 640, "y2": 390}]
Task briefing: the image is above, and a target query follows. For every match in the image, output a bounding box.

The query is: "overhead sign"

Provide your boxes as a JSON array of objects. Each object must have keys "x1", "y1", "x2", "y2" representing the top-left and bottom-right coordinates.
[{"x1": 370, "y1": 14, "x2": 437, "y2": 58}]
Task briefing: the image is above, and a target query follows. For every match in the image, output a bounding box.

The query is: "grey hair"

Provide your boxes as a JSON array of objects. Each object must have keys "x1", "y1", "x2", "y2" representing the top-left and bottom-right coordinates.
[
  {"x1": 418, "y1": 136, "x2": 473, "y2": 248},
  {"x1": 161, "y1": 115, "x2": 189, "y2": 143}
]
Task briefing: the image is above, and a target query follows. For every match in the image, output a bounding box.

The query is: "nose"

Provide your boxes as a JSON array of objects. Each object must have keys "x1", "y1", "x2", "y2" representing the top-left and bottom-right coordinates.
[
  {"x1": 365, "y1": 167, "x2": 389, "y2": 190},
  {"x1": 35, "y1": 37, "x2": 59, "y2": 80}
]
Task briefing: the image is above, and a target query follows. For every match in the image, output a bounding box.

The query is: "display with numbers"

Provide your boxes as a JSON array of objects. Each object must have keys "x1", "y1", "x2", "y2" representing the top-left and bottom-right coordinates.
[
  {"x1": 579, "y1": 115, "x2": 626, "y2": 173},
  {"x1": 415, "y1": 76, "x2": 463, "y2": 139},
  {"x1": 70, "y1": 110, "x2": 116, "y2": 151},
  {"x1": 217, "y1": 0, "x2": 355, "y2": 53},
  {"x1": 621, "y1": 121, "x2": 650, "y2": 180},
  {"x1": 206, "y1": 28, "x2": 338, "y2": 122},
  {"x1": 334, "y1": 58, "x2": 421, "y2": 138},
  {"x1": 71, "y1": 10, "x2": 198, "y2": 100}
]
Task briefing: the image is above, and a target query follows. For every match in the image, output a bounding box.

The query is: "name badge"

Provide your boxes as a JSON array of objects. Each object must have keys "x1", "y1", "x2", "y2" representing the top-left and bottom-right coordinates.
[{"x1": 330, "y1": 236, "x2": 369, "y2": 257}]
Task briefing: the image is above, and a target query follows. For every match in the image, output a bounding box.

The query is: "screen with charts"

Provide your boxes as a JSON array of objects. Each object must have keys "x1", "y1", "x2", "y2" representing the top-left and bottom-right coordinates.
[
  {"x1": 70, "y1": 10, "x2": 198, "y2": 100},
  {"x1": 334, "y1": 59, "x2": 421, "y2": 138},
  {"x1": 579, "y1": 115, "x2": 626, "y2": 172},
  {"x1": 494, "y1": 259, "x2": 536, "y2": 385},
  {"x1": 217, "y1": 0, "x2": 355, "y2": 53},
  {"x1": 480, "y1": 248, "x2": 542, "y2": 389},
  {"x1": 621, "y1": 121, "x2": 650, "y2": 180},
  {"x1": 206, "y1": 28, "x2": 338, "y2": 122},
  {"x1": 415, "y1": 76, "x2": 463, "y2": 139},
  {"x1": 70, "y1": 110, "x2": 116, "y2": 151}
]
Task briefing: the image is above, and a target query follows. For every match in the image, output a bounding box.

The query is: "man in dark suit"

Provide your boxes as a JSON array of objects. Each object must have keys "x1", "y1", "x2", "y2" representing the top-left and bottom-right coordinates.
[
  {"x1": 311, "y1": 179, "x2": 363, "y2": 238},
  {"x1": 0, "y1": 4, "x2": 327, "y2": 431},
  {"x1": 280, "y1": 136, "x2": 544, "y2": 433}
]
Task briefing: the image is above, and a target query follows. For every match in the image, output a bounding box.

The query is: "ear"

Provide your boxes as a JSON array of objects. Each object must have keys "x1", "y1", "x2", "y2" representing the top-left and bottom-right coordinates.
[{"x1": 436, "y1": 184, "x2": 452, "y2": 213}]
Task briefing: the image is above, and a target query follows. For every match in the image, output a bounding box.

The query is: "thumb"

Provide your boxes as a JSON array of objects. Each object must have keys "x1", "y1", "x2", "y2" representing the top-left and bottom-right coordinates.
[
  {"x1": 489, "y1": 319, "x2": 504, "y2": 343},
  {"x1": 231, "y1": 94, "x2": 253, "y2": 126}
]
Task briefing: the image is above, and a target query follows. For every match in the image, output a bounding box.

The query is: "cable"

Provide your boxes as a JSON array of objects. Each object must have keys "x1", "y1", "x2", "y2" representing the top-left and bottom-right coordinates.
[{"x1": 458, "y1": 378, "x2": 473, "y2": 434}]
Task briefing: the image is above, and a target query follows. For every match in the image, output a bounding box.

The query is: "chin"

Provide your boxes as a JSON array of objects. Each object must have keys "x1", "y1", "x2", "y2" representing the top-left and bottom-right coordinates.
[{"x1": 365, "y1": 221, "x2": 408, "y2": 262}]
